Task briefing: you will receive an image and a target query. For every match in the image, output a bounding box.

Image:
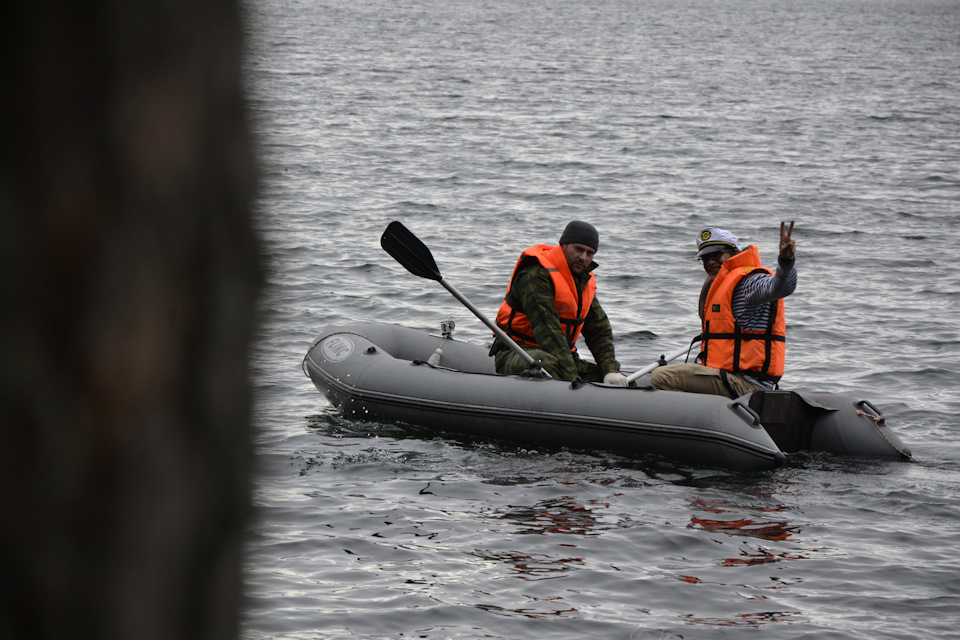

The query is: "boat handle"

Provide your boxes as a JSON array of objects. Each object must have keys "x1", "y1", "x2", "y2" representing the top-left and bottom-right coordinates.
[
  {"x1": 729, "y1": 400, "x2": 762, "y2": 427},
  {"x1": 855, "y1": 400, "x2": 886, "y2": 425}
]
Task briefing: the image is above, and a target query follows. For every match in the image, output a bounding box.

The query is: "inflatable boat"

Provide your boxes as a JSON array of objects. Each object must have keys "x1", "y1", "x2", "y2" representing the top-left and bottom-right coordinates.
[{"x1": 302, "y1": 320, "x2": 912, "y2": 472}]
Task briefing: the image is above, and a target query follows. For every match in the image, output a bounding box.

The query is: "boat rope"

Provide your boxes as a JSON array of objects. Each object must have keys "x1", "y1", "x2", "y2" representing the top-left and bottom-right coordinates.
[
  {"x1": 855, "y1": 400, "x2": 910, "y2": 459},
  {"x1": 856, "y1": 408, "x2": 885, "y2": 425},
  {"x1": 855, "y1": 400, "x2": 885, "y2": 426}
]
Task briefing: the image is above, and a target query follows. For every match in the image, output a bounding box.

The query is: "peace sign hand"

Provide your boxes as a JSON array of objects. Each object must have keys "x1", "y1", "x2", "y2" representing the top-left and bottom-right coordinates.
[{"x1": 779, "y1": 220, "x2": 796, "y2": 260}]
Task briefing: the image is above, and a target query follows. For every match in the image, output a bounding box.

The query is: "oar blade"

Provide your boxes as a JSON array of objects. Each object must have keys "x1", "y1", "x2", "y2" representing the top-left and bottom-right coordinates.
[
  {"x1": 379, "y1": 220, "x2": 544, "y2": 374},
  {"x1": 381, "y1": 221, "x2": 443, "y2": 282}
]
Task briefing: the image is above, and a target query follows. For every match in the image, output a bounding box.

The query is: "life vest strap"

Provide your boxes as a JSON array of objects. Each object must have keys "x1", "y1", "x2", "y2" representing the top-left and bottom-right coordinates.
[
  {"x1": 703, "y1": 332, "x2": 786, "y2": 342},
  {"x1": 718, "y1": 369, "x2": 739, "y2": 399},
  {"x1": 497, "y1": 314, "x2": 584, "y2": 352}
]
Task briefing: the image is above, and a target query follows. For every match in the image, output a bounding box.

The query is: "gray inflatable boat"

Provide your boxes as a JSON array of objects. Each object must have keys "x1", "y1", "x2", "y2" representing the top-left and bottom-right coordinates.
[{"x1": 303, "y1": 321, "x2": 912, "y2": 472}]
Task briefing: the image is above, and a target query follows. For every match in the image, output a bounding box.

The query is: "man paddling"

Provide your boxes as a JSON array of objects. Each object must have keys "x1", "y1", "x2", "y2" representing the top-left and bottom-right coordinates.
[
  {"x1": 490, "y1": 221, "x2": 628, "y2": 384},
  {"x1": 651, "y1": 221, "x2": 797, "y2": 397}
]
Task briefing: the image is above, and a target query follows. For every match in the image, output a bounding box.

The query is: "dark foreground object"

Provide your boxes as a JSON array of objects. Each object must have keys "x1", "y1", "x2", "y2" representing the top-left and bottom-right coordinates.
[{"x1": 0, "y1": 1, "x2": 261, "y2": 638}]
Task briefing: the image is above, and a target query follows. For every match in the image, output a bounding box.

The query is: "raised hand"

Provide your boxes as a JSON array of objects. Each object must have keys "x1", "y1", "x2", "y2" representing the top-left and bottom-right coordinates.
[{"x1": 779, "y1": 220, "x2": 796, "y2": 260}]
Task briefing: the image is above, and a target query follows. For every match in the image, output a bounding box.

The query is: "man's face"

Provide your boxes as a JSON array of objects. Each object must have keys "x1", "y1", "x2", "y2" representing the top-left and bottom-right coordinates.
[
  {"x1": 699, "y1": 249, "x2": 735, "y2": 277},
  {"x1": 562, "y1": 243, "x2": 596, "y2": 275}
]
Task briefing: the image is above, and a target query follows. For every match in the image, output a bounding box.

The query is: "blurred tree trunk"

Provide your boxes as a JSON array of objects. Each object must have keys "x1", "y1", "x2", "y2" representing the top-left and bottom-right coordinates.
[{"x1": 0, "y1": 1, "x2": 261, "y2": 639}]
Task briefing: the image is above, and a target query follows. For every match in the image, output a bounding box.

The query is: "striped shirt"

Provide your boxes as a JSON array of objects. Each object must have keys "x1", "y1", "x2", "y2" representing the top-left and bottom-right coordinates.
[
  {"x1": 732, "y1": 256, "x2": 797, "y2": 330},
  {"x1": 730, "y1": 256, "x2": 797, "y2": 388}
]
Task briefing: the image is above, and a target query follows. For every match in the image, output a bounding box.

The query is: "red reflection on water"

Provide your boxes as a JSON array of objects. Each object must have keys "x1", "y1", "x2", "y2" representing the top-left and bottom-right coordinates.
[
  {"x1": 686, "y1": 496, "x2": 798, "y2": 541},
  {"x1": 685, "y1": 494, "x2": 804, "y2": 569},
  {"x1": 688, "y1": 516, "x2": 797, "y2": 541}
]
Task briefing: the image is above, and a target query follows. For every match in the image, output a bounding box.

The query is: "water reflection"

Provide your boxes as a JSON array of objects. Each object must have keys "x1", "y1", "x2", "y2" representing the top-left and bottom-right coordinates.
[
  {"x1": 682, "y1": 611, "x2": 801, "y2": 627},
  {"x1": 466, "y1": 495, "x2": 604, "y2": 587},
  {"x1": 685, "y1": 495, "x2": 799, "y2": 543},
  {"x1": 673, "y1": 490, "x2": 807, "y2": 627},
  {"x1": 497, "y1": 495, "x2": 615, "y2": 536},
  {"x1": 718, "y1": 549, "x2": 808, "y2": 567},
  {"x1": 470, "y1": 549, "x2": 584, "y2": 581},
  {"x1": 685, "y1": 492, "x2": 805, "y2": 575},
  {"x1": 473, "y1": 600, "x2": 578, "y2": 619},
  {"x1": 688, "y1": 516, "x2": 798, "y2": 541}
]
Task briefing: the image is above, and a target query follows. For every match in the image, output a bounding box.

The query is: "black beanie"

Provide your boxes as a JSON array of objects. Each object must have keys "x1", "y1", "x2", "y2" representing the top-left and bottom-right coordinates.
[{"x1": 559, "y1": 220, "x2": 599, "y2": 251}]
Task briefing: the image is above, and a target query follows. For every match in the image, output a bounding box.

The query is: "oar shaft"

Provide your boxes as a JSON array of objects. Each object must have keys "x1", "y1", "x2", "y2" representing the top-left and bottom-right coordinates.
[
  {"x1": 439, "y1": 279, "x2": 540, "y2": 369},
  {"x1": 626, "y1": 345, "x2": 693, "y2": 383}
]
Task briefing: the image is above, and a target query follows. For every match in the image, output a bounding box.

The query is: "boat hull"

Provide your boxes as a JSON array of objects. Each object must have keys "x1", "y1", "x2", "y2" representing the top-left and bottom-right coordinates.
[{"x1": 303, "y1": 322, "x2": 911, "y2": 471}]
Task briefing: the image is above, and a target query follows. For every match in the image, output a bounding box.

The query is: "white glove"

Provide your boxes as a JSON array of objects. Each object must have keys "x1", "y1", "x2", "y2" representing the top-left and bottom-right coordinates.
[{"x1": 603, "y1": 372, "x2": 628, "y2": 386}]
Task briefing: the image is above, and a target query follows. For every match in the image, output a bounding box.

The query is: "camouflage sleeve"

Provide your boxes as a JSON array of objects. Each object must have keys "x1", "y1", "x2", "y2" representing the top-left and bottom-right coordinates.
[
  {"x1": 581, "y1": 296, "x2": 621, "y2": 376},
  {"x1": 511, "y1": 266, "x2": 579, "y2": 380}
]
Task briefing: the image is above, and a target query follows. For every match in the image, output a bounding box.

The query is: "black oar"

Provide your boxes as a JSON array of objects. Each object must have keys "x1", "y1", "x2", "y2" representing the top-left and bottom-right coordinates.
[{"x1": 381, "y1": 221, "x2": 549, "y2": 377}]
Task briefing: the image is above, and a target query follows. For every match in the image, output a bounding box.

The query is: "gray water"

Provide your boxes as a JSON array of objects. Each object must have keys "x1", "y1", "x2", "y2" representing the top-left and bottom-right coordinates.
[{"x1": 240, "y1": 1, "x2": 960, "y2": 637}]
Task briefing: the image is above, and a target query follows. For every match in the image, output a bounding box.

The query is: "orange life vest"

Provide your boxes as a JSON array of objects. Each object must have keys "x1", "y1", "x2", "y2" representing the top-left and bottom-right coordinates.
[
  {"x1": 701, "y1": 245, "x2": 786, "y2": 383},
  {"x1": 495, "y1": 244, "x2": 595, "y2": 352}
]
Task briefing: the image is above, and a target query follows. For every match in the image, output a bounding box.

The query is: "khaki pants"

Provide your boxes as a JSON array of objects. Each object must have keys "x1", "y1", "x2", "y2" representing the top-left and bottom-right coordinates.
[{"x1": 650, "y1": 363, "x2": 764, "y2": 398}]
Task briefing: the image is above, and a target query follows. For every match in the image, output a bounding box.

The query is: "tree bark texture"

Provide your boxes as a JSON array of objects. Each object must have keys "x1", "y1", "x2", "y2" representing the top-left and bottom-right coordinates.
[{"x1": 1, "y1": 1, "x2": 261, "y2": 638}]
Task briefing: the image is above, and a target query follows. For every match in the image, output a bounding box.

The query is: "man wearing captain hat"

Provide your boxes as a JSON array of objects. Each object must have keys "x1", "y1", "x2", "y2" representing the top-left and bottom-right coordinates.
[
  {"x1": 651, "y1": 221, "x2": 797, "y2": 398},
  {"x1": 695, "y1": 227, "x2": 743, "y2": 320}
]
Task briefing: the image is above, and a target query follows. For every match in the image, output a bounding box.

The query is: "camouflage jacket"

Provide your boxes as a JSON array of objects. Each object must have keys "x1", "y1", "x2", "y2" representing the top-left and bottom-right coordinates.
[{"x1": 493, "y1": 261, "x2": 620, "y2": 380}]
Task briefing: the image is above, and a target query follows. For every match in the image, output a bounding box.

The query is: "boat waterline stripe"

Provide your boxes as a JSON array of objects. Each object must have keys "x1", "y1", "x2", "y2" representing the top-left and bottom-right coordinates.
[{"x1": 306, "y1": 358, "x2": 782, "y2": 461}]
